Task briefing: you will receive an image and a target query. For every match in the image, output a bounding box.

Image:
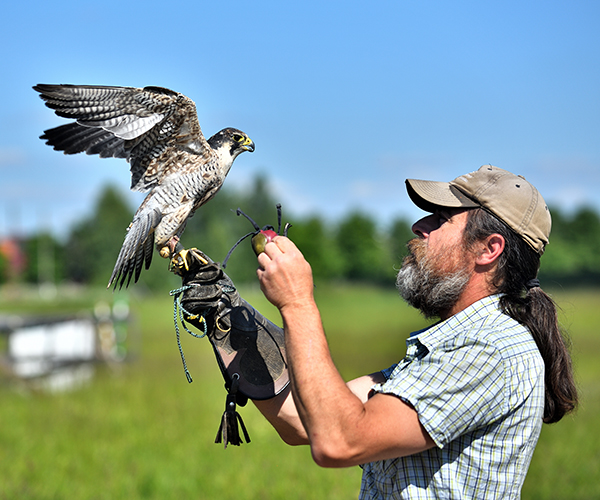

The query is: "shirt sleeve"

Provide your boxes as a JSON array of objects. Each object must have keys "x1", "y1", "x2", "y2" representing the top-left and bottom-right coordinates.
[{"x1": 372, "y1": 338, "x2": 508, "y2": 448}]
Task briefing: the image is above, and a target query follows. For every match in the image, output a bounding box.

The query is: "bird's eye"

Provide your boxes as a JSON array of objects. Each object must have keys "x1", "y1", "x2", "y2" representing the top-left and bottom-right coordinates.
[{"x1": 233, "y1": 134, "x2": 243, "y2": 142}]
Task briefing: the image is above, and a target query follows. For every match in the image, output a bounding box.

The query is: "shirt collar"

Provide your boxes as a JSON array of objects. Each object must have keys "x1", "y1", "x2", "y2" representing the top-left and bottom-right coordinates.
[{"x1": 410, "y1": 294, "x2": 503, "y2": 348}]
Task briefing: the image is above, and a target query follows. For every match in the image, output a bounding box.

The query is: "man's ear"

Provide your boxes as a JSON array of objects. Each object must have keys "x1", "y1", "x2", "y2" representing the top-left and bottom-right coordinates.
[{"x1": 474, "y1": 234, "x2": 505, "y2": 267}]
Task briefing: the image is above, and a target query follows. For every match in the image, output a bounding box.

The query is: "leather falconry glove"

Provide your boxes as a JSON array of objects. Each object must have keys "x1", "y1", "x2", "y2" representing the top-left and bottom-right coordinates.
[{"x1": 169, "y1": 247, "x2": 289, "y2": 448}]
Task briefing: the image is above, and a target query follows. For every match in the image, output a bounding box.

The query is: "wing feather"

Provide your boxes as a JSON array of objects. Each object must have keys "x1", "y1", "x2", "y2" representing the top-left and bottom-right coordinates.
[
  {"x1": 33, "y1": 84, "x2": 213, "y2": 190},
  {"x1": 40, "y1": 122, "x2": 127, "y2": 158}
]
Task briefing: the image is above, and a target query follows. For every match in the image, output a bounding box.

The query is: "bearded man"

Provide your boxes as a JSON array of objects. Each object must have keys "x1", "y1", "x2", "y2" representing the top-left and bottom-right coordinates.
[{"x1": 252, "y1": 165, "x2": 577, "y2": 499}]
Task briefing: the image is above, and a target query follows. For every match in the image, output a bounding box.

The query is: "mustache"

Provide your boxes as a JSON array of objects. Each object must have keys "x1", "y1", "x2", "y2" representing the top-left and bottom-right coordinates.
[
  {"x1": 403, "y1": 238, "x2": 426, "y2": 265},
  {"x1": 407, "y1": 237, "x2": 426, "y2": 254}
]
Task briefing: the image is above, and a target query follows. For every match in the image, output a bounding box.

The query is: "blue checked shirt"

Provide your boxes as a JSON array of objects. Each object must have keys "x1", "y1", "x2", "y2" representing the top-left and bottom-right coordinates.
[{"x1": 360, "y1": 295, "x2": 544, "y2": 499}]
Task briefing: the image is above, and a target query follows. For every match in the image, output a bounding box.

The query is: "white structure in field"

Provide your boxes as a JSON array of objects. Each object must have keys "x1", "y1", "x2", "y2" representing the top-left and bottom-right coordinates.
[
  {"x1": 9, "y1": 318, "x2": 96, "y2": 378},
  {"x1": 1, "y1": 300, "x2": 131, "y2": 391}
]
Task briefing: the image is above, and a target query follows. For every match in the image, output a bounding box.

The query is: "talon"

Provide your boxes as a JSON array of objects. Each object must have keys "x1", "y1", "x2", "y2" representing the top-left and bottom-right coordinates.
[
  {"x1": 187, "y1": 248, "x2": 209, "y2": 266},
  {"x1": 169, "y1": 247, "x2": 209, "y2": 276}
]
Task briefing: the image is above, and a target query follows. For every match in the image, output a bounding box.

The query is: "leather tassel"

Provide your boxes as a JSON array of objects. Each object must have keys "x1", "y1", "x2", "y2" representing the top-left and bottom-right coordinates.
[{"x1": 215, "y1": 374, "x2": 251, "y2": 448}]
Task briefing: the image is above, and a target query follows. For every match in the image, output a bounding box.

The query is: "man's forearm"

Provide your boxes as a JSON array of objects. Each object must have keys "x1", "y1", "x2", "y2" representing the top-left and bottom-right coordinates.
[
  {"x1": 252, "y1": 385, "x2": 309, "y2": 445},
  {"x1": 253, "y1": 344, "x2": 385, "y2": 448},
  {"x1": 279, "y1": 299, "x2": 369, "y2": 465}
]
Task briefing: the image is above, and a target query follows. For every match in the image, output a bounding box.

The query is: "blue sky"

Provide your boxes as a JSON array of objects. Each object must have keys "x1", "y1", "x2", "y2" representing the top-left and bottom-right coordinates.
[{"x1": 1, "y1": 0, "x2": 599, "y2": 238}]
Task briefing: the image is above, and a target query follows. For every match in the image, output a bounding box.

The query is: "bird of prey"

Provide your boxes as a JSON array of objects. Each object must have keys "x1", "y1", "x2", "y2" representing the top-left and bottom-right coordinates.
[{"x1": 33, "y1": 84, "x2": 255, "y2": 289}]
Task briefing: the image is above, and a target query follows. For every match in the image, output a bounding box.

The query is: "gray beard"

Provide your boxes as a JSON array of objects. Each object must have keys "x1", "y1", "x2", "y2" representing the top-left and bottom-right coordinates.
[{"x1": 396, "y1": 243, "x2": 470, "y2": 319}]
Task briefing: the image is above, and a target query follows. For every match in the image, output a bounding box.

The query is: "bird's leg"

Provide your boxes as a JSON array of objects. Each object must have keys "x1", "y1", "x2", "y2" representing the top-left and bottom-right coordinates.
[
  {"x1": 159, "y1": 236, "x2": 181, "y2": 259},
  {"x1": 169, "y1": 236, "x2": 182, "y2": 255}
]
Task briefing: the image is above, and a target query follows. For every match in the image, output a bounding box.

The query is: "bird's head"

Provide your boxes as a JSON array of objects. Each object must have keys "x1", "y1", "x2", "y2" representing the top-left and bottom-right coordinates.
[{"x1": 208, "y1": 127, "x2": 255, "y2": 161}]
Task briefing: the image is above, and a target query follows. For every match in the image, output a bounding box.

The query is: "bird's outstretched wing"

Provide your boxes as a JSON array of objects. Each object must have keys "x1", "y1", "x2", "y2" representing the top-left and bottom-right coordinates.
[
  {"x1": 33, "y1": 84, "x2": 213, "y2": 192},
  {"x1": 35, "y1": 84, "x2": 254, "y2": 289}
]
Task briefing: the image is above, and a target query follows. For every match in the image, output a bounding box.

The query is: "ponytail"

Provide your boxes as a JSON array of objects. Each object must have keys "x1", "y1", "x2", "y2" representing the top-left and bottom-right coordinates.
[{"x1": 465, "y1": 209, "x2": 578, "y2": 423}]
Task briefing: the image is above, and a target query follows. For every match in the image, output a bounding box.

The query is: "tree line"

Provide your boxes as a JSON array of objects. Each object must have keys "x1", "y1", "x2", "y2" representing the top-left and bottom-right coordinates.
[{"x1": 4, "y1": 174, "x2": 600, "y2": 290}]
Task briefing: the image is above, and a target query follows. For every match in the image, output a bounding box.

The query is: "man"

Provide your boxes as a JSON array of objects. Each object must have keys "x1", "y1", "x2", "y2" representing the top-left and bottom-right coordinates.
[{"x1": 250, "y1": 165, "x2": 577, "y2": 499}]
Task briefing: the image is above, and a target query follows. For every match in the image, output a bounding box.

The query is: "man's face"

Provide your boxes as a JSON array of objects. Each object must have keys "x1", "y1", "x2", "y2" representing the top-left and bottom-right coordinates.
[{"x1": 396, "y1": 208, "x2": 474, "y2": 319}]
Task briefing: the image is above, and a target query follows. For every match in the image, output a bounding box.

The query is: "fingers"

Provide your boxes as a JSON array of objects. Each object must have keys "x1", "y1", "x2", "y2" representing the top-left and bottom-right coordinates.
[
  {"x1": 256, "y1": 236, "x2": 298, "y2": 278},
  {"x1": 264, "y1": 235, "x2": 295, "y2": 255},
  {"x1": 258, "y1": 236, "x2": 295, "y2": 264},
  {"x1": 256, "y1": 251, "x2": 269, "y2": 271},
  {"x1": 256, "y1": 237, "x2": 279, "y2": 275},
  {"x1": 255, "y1": 235, "x2": 314, "y2": 310}
]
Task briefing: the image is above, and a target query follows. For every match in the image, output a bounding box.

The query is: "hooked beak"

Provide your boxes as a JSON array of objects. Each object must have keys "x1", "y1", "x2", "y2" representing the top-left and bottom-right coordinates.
[{"x1": 241, "y1": 136, "x2": 255, "y2": 153}]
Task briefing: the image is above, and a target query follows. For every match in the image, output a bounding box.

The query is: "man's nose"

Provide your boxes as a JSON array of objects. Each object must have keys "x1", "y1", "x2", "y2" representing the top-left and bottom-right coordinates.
[{"x1": 412, "y1": 213, "x2": 437, "y2": 238}]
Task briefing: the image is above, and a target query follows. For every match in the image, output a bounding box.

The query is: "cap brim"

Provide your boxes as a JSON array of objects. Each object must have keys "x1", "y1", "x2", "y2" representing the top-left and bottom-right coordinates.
[{"x1": 406, "y1": 179, "x2": 480, "y2": 213}]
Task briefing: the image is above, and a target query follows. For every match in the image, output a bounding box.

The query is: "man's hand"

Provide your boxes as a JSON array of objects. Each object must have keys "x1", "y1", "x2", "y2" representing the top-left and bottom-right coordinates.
[{"x1": 256, "y1": 236, "x2": 315, "y2": 312}]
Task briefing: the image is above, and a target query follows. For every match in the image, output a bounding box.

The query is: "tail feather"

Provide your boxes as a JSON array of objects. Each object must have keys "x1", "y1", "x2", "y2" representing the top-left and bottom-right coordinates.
[
  {"x1": 108, "y1": 207, "x2": 162, "y2": 289},
  {"x1": 143, "y1": 233, "x2": 155, "y2": 271},
  {"x1": 132, "y1": 234, "x2": 151, "y2": 284}
]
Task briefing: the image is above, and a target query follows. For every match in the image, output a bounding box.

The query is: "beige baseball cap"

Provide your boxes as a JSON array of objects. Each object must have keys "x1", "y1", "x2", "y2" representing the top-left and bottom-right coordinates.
[{"x1": 406, "y1": 165, "x2": 551, "y2": 255}]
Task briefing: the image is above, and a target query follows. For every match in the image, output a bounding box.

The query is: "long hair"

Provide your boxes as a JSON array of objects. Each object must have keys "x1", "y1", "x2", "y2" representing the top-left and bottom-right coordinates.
[{"x1": 464, "y1": 208, "x2": 577, "y2": 423}]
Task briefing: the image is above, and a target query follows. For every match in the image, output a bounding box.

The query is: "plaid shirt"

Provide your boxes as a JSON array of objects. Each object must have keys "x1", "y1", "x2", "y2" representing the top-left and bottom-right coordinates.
[{"x1": 360, "y1": 295, "x2": 544, "y2": 499}]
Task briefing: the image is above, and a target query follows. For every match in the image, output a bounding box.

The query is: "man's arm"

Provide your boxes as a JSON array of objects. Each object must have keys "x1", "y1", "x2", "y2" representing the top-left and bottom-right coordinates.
[
  {"x1": 253, "y1": 373, "x2": 386, "y2": 446},
  {"x1": 256, "y1": 236, "x2": 435, "y2": 467}
]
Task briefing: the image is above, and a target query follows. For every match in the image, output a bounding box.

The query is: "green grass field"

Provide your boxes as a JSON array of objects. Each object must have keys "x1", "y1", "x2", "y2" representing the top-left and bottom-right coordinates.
[{"x1": 0, "y1": 284, "x2": 598, "y2": 499}]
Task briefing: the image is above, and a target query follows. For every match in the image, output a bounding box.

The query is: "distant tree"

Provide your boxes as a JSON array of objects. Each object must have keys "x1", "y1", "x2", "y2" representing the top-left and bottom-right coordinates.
[
  {"x1": 568, "y1": 207, "x2": 600, "y2": 273},
  {"x1": 541, "y1": 206, "x2": 600, "y2": 285},
  {"x1": 22, "y1": 232, "x2": 66, "y2": 284},
  {"x1": 336, "y1": 211, "x2": 389, "y2": 283},
  {"x1": 388, "y1": 217, "x2": 414, "y2": 267},
  {"x1": 237, "y1": 175, "x2": 282, "y2": 230},
  {"x1": 290, "y1": 215, "x2": 344, "y2": 282},
  {"x1": 66, "y1": 185, "x2": 134, "y2": 285}
]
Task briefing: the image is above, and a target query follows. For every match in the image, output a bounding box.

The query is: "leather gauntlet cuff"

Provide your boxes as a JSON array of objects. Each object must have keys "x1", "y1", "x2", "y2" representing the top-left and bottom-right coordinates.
[{"x1": 171, "y1": 248, "x2": 289, "y2": 402}]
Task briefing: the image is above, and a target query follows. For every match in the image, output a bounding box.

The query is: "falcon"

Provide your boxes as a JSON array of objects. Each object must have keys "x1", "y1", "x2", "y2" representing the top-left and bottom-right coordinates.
[{"x1": 33, "y1": 83, "x2": 255, "y2": 289}]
